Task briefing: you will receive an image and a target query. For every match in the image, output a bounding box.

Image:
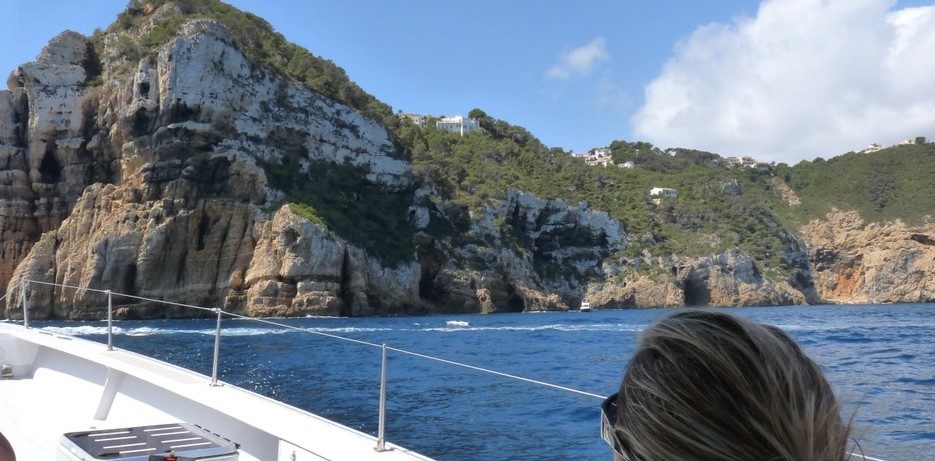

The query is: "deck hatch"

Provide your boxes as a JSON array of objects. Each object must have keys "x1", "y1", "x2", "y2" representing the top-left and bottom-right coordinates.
[{"x1": 61, "y1": 422, "x2": 238, "y2": 460}]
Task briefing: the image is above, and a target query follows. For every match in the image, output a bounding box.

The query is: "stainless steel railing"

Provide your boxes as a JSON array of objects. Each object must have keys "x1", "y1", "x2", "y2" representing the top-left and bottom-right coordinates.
[{"x1": 15, "y1": 279, "x2": 605, "y2": 452}]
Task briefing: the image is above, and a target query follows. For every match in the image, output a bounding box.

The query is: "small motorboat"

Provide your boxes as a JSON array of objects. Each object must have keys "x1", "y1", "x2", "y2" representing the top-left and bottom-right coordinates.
[{"x1": 579, "y1": 301, "x2": 592, "y2": 312}]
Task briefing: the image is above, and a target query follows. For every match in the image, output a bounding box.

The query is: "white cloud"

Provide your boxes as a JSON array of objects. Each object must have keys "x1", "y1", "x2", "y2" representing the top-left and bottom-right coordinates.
[
  {"x1": 547, "y1": 37, "x2": 610, "y2": 80},
  {"x1": 631, "y1": 0, "x2": 935, "y2": 164}
]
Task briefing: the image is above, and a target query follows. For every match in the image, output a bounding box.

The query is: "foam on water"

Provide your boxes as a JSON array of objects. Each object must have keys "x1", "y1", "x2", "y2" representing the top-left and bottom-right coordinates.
[
  {"x1": 423, "y1": 323, "x2": 646, "y2": 333},
  {"x1": 40, "y1": 324, "x2": 399, "y2": 337},
  {"x1": 40, "y1": 325, "x2": 115, "y2": 336},
  {"x1": 40, "y1": 321, "x2": 651, "y2": 338}
]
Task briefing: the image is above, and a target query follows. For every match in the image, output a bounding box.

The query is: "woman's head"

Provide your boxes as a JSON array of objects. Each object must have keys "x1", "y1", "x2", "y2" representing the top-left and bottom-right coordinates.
[
  {"x1": 0, "y1": 431, "x2": 15, "y2": 461},
  {"x1": 605, "y1": 310, "x2": 851, "y2": 461}
]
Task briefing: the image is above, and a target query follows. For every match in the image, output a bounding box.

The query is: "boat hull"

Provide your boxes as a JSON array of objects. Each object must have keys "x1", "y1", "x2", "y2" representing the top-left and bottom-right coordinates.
[{"x1": 0, "y1": 322, "x2": 433, "y2": 461}]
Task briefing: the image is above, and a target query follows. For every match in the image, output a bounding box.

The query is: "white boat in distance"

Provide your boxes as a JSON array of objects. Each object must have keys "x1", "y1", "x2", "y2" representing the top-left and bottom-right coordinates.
[{"x1": 579, "y1": 300, "x2": 592, "y2": 312}]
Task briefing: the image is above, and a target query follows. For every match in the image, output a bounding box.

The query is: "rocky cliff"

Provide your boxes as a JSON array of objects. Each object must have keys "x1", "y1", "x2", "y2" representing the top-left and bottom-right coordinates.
[
  {"x1": 801, "y1": 209, "x2": 935, "y2": 304},
  {"x1": 1, "y1": 3, "x2": 928, "y2": 320},
  {"x1": 1, "y1": 16, "x2": 418, "y2": 319},
  {"x1": 583, "y1": 248, "x2": 808, "y2": 309},
  {"x1": 0, "y1": 12, "x2": 656, "y2": 319}
]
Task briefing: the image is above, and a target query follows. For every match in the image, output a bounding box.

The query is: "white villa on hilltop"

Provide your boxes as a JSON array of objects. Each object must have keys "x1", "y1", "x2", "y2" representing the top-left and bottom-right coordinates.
[
  {"x1": 436, "y1": 115, "x2": 481, "y2": 136},
  {"x1": 725, "y1": 156, "x2": 772, "y2": 171},
  {"x1": 400, "y1": 113, "x2": 427, "y2": 127},
  {"x1": 650, "y1": 187, "x2": 677, "y2": 205},
  {"x1": 725, "y1": 156, "x2": 758, "y2": 168},
  {"x1": 574, "y1": 148, "x2": 614, "y2": 167}
]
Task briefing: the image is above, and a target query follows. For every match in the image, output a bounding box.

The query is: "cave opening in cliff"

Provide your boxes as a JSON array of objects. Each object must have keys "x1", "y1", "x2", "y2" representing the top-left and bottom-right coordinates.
[
  {"x1": 133, "y1": 107, "x2": 152, "y2": 137},
  {"x1": 196, "y1": 213, "x2": 210, "y2": 251},
  {"x1": 138, "y1": 81, "x2": 150, "y2": 98},
  {"x1": 506, "y1": 294, "x2": 525, "y2": 312},
  {"x1": 418, "y1": 272, "x2": 439, "y2": 302},
  {"x1": 39, "y1": 147, "x2": 62, "y2": 183},
  {"x1": 168, "y1": 100, "x2": 198, "y2": 124},
  {"x1": 417, "y1": 239, "x2": 444, "y2": 303},
  {"x1": 13, "y1": 98, "x2": 27, "y2": 148},
  {"x1": 339, "y1": 249, "x2": 353, "y2": 317},
  {"x1": 122, "y1": 263, "x2": 138, "y2": 297},
  {"x1": 683, "y1": 278, "x2": 710, "y2": 306}
]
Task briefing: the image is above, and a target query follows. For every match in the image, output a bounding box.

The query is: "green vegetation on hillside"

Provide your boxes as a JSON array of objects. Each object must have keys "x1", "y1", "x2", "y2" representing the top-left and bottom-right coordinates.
[
  {"x1": 401, "y1": 109, "x2": 934, "y2": 279},
  {"x1": 399, "y1": 112, "x2": 798, "y2": 279},
  {"x1": 777, "y1": 143, "x2": 935, "y2": 226},
  {"x1": 261, "y1": 157, "x2": 416, "y2": 265}
]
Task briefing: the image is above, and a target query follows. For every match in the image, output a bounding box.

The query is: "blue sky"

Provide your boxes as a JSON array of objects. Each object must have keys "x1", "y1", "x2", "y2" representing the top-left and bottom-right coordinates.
[{"x1": 4, "y1": 0, "x2": 935, "y2": 164}]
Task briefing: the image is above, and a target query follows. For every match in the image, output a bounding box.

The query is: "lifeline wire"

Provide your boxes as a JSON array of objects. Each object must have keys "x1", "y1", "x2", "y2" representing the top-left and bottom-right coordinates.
[{"x1": 24, "y1": 280, "x2": 606, "y2": 400}]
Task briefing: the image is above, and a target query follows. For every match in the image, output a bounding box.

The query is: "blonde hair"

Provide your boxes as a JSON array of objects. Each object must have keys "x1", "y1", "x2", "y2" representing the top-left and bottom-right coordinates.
[{"x1": 615, "y1": 310, "x2": 851, "y2": 461}]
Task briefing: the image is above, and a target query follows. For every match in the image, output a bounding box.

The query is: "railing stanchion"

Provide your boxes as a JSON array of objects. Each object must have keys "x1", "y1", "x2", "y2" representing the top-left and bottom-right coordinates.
[
  {"x1": 376, "y1": 343, "x2": 388, "y2": 452},
  {"x1": 21, "y1": 280, "x2": 28, "y2": 329},
  {"x1": 210, "y1": 307, "x2": 222, "y2": 387},
  {"x1": 106, "y1": 290, "x2": 113, "y2": 351}
]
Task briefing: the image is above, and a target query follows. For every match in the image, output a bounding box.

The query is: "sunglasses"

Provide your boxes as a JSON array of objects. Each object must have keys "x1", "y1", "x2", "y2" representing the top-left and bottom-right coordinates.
[{"x1": 601, "y1": 392, "x2": 637, "y2": 461}]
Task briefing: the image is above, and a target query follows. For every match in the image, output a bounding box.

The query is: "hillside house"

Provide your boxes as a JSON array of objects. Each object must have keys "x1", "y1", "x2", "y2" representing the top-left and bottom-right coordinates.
[
  {"x1": 400, "y1": 113, "x2": 427, "y2": 127},
  {"x1": 860, "y1": 143, "x2": 884, "y2": 154},
  {"x1": 650, "y1": 187, "x2": 677, "y2": 205},
  {"x1": 575, "y1": 148, "x2": 614, "y2": 167},
  {"x1": 593, "y1": 148, "x2": 611, "y2": 157},
  {"x1": 619, "y1": 161, "x2": 635, "y2": 169},
  {"x1": 436, "y1": 115, "x2": 481, "y2": 136},
  {"x1": 725, "y1": 156, "x2": 758, "y2": 169}
]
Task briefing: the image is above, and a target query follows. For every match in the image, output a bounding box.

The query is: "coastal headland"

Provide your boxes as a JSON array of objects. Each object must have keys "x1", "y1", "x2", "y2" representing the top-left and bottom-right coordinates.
[{"x1": 2, "y1": 1, "x2": 934, "y2": 319}]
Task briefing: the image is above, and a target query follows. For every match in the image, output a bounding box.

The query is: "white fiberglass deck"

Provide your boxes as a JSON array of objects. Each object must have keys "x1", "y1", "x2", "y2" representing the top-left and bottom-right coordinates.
[{"x1": 0, "y1": 322, "x2": 434, "y2": 461}]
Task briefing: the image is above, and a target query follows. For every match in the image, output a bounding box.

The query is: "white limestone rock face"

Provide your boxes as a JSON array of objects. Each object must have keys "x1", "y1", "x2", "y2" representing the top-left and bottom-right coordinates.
[
  {"x1": 9, "y1": 30, "x2": 90, "y2": 143},
  {"x1": 144, "y1": 19, "x2": 413, "y2": 191},
  {"x1": 420, "y1": 189, "x2": 630, "y2": 312},
  {"x1": 0, "y1": 14, "x2": 428, "y2": 319},
  {"x1": 37, "y1": 31, "x2": 91, "y2": 65},
  {"x1": 11, "y1": 63, "x2": 86, "y2": 88},
  {"x1": 502, "y1": 190, "x2": 627, "y2": 253},
  {"x1": 0, "y1": 30, "x2": 99, "y2": 294},
  {"x1": 356, "y1": 255, "x2": 422, "y2": 315},
  {"x1": 584, "y1": 249, "x2": 806, "y2": 309},
  {"x1": 244, "y1": 207, "x2": 423, "y2": 317},
  {"x1": 5, "y1": 182, "x2": 259, "y2": 319},
  {"x1": 676, "y1": 249, "x2": 806, "y2": 307},
  {"x1": 245, "y1": 208, "x2": 346, "y2": 316}
]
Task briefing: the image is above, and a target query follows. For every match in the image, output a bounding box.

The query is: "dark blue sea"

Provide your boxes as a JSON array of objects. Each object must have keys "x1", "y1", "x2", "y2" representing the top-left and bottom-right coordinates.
[{"x1": 39, "y1": 304, "x2": 934, "y2": 461}]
